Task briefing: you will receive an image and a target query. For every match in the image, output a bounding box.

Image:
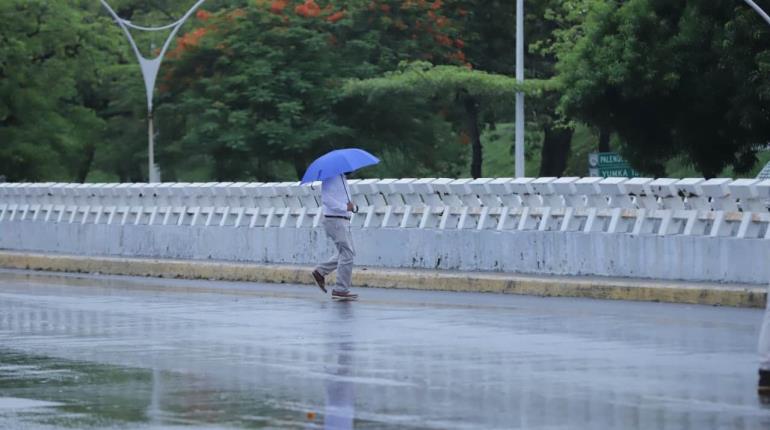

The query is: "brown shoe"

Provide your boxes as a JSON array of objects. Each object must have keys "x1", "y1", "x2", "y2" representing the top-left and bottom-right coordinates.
[
  {"x1": 332, "y1": 290, "x2": 358, "y2": 301},
  {"x1": 312, "y1": 270, "x2": 326, "y2": 293},
  {"x1": 760, "y1": 370, "x2": 770, "y2": 400}
]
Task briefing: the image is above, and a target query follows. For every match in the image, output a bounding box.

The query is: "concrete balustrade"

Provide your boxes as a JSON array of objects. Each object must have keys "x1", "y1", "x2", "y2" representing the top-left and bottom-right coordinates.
[
  {"x1": 2, "y1": 177, "x2": 770, "y2": 238},
  {"x1": 3, "y1": 177, "x2": 770, "y2": 285}
]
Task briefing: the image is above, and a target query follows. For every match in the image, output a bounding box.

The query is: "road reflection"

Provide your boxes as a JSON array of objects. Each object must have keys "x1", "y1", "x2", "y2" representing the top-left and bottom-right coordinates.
[{"x1": 325, "y1": 302, "x2": 355, "y2": 429}]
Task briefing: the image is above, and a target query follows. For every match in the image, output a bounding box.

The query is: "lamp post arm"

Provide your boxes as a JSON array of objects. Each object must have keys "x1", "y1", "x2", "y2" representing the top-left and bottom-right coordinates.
[
  {"x1": 157, "y1": 0, "x2": 207, "y2": 64},
  {"x1": 99, "y1": 0, "x2": 145, "y2": 66},
  {"x1": 744, "y1": 0, "x2": 770, "y2": 26}
]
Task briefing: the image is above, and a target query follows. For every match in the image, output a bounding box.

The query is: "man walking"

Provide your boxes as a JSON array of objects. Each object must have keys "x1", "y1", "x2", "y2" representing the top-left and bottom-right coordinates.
[{"x1": 312, "y1": 173, "x2": 358, "y2": 300}]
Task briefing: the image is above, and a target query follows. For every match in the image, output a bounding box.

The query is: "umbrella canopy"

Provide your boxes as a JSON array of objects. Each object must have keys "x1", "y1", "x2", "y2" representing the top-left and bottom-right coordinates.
[{"x1": 301, "y1": 148, "x2": 380, "y2": 184}]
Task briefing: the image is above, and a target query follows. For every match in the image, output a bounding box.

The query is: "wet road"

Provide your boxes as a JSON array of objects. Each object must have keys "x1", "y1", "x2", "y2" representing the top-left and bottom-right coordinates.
[{"x1": 0, "y1": 269, "x2": 767, "y2": 429}]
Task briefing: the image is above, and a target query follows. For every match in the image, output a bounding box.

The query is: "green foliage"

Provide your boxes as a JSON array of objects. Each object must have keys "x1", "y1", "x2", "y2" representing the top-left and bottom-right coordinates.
[
  {"x1": 557, "y1": 0, "x2": 770, "y2": 177},
  {"x1": 156, "y1": 0, "x2": 478, "y2": 181},
  {"x1": 4, "y1": 0, "x2": 770, "y2": 182},
  {"x1": 0, "y1": 1, "x2": 122, "y2": 181},
  {"x1": 344, "y1": 61, "x2": 555, "y2": 106},
  {"x1": 342, "y1": 61, "x2": 556, "y2": 177}
]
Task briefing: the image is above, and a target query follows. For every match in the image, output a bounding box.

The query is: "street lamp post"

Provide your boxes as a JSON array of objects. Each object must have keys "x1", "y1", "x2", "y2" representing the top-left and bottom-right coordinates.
[
  {"x1": 515, "y1": 0, "x2": 525, "y2": 178},
  {"x1": 745, "y1": 0, "x2": 770, "y2": 26},
  {"x1": 100, "y1": 0, "x2": 206, "y2": 183}
]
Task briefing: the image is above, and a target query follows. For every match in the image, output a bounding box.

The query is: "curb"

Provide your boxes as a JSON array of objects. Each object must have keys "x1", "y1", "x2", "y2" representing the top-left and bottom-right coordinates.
[{"x1": 0, "y1": 251, "x2": 764, "y2": 308}]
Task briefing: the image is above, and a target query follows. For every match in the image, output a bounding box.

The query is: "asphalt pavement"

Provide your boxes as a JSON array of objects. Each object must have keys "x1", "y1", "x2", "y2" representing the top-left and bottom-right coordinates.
[{"x1": 0, "y1": 269, "x2": 767, "y2": 429}]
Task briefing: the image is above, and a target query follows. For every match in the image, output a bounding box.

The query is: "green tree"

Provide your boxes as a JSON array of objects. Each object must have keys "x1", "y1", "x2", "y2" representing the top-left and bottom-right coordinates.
[
  {"x1": 0, "y1": 0, "x2": 121, "y2": 181},
  {"x1": 443, "y1": 0, "x2": 581, "y2": 177},
  {"x1": 343, "y1": 61, "x2": 554, "y2": 178},
  {"x1": 557, "y1": 0, "x2": 770, "y2": 177},
  {"x1": 157, "y1": 0, "x2": 477, "y2": 180}
]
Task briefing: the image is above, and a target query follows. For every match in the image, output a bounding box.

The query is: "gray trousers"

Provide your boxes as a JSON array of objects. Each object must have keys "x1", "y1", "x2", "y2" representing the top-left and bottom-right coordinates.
[
  {"x1": 760, "y1": 284, "x2": 770, "y2": 370},
  {"x1": 315, "y1": 218, "x2": 355, "y2": 293}
]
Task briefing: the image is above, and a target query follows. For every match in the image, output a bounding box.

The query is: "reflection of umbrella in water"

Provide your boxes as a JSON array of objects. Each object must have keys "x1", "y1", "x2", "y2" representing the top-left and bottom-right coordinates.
[{"x1": 301, "y1": 148, "x2": 380, "y2": 184}]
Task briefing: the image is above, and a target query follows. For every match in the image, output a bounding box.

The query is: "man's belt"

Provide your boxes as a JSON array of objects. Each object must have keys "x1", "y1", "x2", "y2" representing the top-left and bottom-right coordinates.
[{"x1": 324, "y1": 215, "x2": 350, "y2": 220}]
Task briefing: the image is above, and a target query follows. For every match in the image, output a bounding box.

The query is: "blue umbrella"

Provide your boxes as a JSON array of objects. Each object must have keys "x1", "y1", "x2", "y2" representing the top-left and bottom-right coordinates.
[{"x1": 301, "y1": 148, "x2": 380, "y2": 184}]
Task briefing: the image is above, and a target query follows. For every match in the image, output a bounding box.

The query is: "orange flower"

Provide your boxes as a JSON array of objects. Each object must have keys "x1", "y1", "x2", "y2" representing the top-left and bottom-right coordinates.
[
  {"x1": 196, "y1": 10, "x2": 211, "y2": 20},
  {"x1": 434, "y1": 34, "x2": 452, "y2": 46},
  {"x1": 431, "y1": 0, "x2": 442, "y2": 10},
  {"x1": 270, "y1": 0, "x2": 287, "y2": 14},
  {"x1": 296, "y1": 0, "x2": 320, "y2": 17},
  {"x1": 327, "y1": 11, "x2": 346, "y2": 23},
  {"x1": 380, "y1": 4, "x2": 391, "y2": 13},
  {"x1": 454, "y1": 38, "x2": 464, "y2": 49}
]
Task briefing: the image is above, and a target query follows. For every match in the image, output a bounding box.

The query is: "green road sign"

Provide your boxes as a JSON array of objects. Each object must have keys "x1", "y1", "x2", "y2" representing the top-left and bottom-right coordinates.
[{"x1": 588, "y1": 152, "x2": 640, "y2": 178}]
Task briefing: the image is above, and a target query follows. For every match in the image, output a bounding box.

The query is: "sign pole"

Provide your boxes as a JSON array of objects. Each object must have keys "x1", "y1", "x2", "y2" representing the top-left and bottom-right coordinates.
[{"x1": 514, "y1": 0, "x2": 525, "y2": 177}]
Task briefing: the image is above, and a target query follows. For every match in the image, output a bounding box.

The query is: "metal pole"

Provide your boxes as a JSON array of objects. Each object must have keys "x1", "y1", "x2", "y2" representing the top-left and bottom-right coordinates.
[
  {"x1": 100, "y1": 0, "x2": 206, "y2": 183},
  {"x1": 148, "y1": 41, "x2": 158, "y2": 183},
  {"x1": 148, "y1": 112, "x2": 156, "y2": 182},
  {"x1": 515, "y1": 0, "x2": 525, "y2": 177},
  {"x1": 745, "y1": 0, "x2": 770, "y2": 26}
]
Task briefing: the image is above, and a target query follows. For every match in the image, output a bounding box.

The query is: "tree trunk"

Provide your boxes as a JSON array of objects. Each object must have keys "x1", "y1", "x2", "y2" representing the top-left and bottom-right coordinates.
[
  {"x1": 293, "y1": 156, "x2": 307, "y2": 181},
  {"x1": 75, "y1": 141, "x2": 95, "y2": 183},
  {"x1": 598, "y1": 126, "x2": 611, "y2": 153},
  {"x1": 539, "y1": 125, "x2": 573, "y2": 177},
  {"x1": 463, "y1": 95, "x2": 483, "y2": 179}
]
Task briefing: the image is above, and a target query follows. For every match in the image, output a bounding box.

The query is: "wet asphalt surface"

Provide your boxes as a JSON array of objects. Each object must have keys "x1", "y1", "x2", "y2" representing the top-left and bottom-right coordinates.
[{"x1": 0, "y1": 269, "x2": 767, "y2": 429}]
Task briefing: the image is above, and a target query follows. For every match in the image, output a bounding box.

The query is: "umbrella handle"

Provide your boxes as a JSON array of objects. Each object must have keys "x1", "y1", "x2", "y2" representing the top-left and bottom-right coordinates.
[{"x1": 342, "y1": 174, "x2": 358, "y2": 213}]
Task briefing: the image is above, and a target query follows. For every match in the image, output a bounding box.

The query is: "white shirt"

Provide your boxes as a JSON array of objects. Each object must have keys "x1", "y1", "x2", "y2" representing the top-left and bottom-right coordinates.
[{"x1": 321, "y1": 175, "x2": 352, "y2": 217}]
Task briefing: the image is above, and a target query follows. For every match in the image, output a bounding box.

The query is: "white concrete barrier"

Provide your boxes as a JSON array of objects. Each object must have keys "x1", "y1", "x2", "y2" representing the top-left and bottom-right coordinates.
[
  {"x1": 1, "y1": 178, "x2": 769, "y2": 284},
  {"x1": 3, "y1": 177, "x2": 768, "y2": 236}
]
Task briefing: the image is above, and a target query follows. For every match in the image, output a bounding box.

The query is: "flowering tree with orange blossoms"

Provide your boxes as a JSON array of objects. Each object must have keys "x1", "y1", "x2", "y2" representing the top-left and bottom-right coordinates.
[{"x1": 154, "y1": 0, "x2": 477, "y2": 180}]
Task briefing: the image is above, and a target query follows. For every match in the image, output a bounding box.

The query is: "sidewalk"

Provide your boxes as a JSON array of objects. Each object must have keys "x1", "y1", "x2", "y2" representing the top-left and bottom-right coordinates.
[{"x1": 0, "y1": 251, "x2": 764, "y2": 308}]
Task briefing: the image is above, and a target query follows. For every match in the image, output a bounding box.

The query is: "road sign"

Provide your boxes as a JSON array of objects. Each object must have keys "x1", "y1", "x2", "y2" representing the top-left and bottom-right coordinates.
[{"x1": 588, "y1": 152, "x2": 640, "y2": 178}]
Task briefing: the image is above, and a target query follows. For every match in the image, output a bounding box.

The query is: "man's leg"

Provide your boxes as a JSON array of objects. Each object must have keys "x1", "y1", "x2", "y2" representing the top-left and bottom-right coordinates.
[
  {"x1": 313, "y1": 219, "x2": 340, "y2": 293},
  {"x1": 759, "y1": 285, "x2": 770, "y2": 397},
  {"x1": 334, "y1": 241, "x2": 354, "y2": 294},
  {"x1": 315, "y1": 250, "x2": 339, "y2": 277},
  {"x1": 330, "y1": 220, "x2": 355, "y2": 294},
  {"x1": 317, "y1": 220, "x2": 341, "y2": 274}
]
